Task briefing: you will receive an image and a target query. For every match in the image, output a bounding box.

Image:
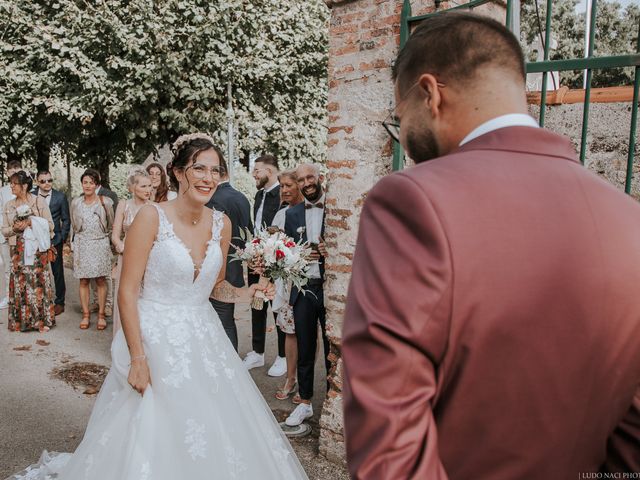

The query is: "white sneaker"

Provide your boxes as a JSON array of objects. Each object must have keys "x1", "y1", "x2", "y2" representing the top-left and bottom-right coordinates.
[
  {"x1": 0, "y1": 298, "x2": 8, "y2": 309},
  {"x1": 242, "y1": 351, "x2": 264, "y2": 370},
  {"x1": 285, "y1": 403, "x2": 313, "y2": 427},
  {"x1": 268, "y1": 356, "x2": 287, "y2": 377}
]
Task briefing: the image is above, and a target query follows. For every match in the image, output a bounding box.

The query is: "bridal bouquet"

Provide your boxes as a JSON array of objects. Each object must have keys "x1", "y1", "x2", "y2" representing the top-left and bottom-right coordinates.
[
  {"x1": 231, "y1": 227, "x2": 312, "y2": 309},
  {"x1": 15, "y1": 204, "x2": 32, "y2": 221}
]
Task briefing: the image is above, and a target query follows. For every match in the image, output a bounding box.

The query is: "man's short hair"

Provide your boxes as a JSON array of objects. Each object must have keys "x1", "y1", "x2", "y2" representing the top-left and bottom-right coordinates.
[
  {"x1": 37, "y1": 170, "x2": 51, "y2": 178},
  {"x1": 7, "y1": 160, "x2": 22, "y2": 171},
  {"x1": 255, "y1": 154, "x2": 279, "y2": 171},
  {"x1": 392, "y1": 12, "x2": 525, "y2": 94}
]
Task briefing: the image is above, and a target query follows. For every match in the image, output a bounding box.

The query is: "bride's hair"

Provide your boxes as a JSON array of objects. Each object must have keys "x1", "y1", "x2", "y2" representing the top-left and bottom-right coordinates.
[{"x1": 167, "y1": 133, "x2": 227, "y2": 191}]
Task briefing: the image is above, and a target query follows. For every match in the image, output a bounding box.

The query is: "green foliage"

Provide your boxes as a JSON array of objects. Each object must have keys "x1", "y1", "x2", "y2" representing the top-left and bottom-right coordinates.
[
  {"x1": 521, "y1": 0, "x2": 639, "y2": 88},
  {"x1": 0, "y1": 0, "x2": 328, "y2": 171}
]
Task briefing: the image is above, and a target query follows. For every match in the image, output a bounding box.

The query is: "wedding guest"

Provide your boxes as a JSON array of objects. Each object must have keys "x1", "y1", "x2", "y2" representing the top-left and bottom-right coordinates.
[
  {"x1": 147, "y1": 162, "x2": 177, "y2": 202},
  {"x1": 2, "y1": 170, "x2": 55, "y2": 332},
  {"x1": 89, "y1": 172, "x2": 118, "y2": 317},
  {"x1": 243, "y1": 154, "x2": 286, "y2": 377},
  {"x1": 71, "y1": 169, "x2": 114, "y2": 331},
  {"x1": 283, "y1": 163, "x2": 329, "y2": 427},
  {"x1": 111, "y1": 167, "x2": 152, "y2": 334},
  {"x1": 343, "y1": 13, "x2": 640, "y2": 478},
  {"x1": 0, "y1": 160, "x2": 23, "y2": 309},
  {"x1": 34, "y1": 170, "x2": 70, "y2": 316},
  {"x1": 271, "y1": 170, "x2": 304, "y2": 401},
  {"x1": 205, "y1": 150, "x2": 252, "y2": 352}
]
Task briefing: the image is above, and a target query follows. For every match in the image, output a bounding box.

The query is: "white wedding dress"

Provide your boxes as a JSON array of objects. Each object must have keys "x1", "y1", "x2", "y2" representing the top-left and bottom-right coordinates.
[{"x1": 8, "y1": 205, "x2": 308, "y2": 480}]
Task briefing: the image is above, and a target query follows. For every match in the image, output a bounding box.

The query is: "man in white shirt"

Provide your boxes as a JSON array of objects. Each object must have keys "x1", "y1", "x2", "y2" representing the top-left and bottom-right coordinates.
[
  {"x1": 243, "y1": 155, "x2": 287, "y2": 377},
  {"x1": 0, "y1": 160, "x2": 23, "y2": 308},
  {"x1": 282, "y1": 163, "x2": 330, "y2": 427}
]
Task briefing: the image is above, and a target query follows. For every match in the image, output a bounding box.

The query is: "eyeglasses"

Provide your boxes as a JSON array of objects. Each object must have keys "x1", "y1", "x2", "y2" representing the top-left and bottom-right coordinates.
[
  {"x1": 185, "y1": 163, "x2": 225, "y2": 179},
  {"x1": 39, "y1": 179, "x2": 53, "y2": 184},
  {"x1": 381, "y1": 79, "x2": 446, "y2": 143}
]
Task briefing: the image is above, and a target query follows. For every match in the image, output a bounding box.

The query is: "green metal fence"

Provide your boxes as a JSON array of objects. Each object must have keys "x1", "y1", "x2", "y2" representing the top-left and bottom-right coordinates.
[{"x1": 395, "y1": 0, "x2": 640, "y2": 195}]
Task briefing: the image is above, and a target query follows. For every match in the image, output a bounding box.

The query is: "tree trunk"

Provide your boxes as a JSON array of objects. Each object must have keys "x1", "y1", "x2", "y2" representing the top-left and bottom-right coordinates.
[
  {"x1": 95, "y1": 158, "x2": 110, "y2": 189},
  {"x1": 35, "y1": 142, "x2": 51, "y2": 172}
]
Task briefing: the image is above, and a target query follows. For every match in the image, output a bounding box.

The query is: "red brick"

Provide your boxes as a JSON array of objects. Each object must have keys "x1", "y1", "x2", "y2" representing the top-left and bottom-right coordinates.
[
  {"x1": 328, "y1": 208, "x2": 353, "y2": 217},
  {"x1": 327, "y1": 138, "x2": 340, "y2": 148},
  {"x1": 332, "y1": 44, "x2": 359, "y2": 56},
  {"x1": 326, "y1": 160, "x2": 356, "y2": 169},
  {"x1": 326, "y1": 263, "x2": 352, "y2": 273},
  {"x1": 328, "y1": 126, "x2": 354, "y2": 135},
  {"x1": 327, "y1": 102, "x2": 340, "y2": 112},
  {"x1": 326, "y1": 218, "x2": 350, "y2": 230}
]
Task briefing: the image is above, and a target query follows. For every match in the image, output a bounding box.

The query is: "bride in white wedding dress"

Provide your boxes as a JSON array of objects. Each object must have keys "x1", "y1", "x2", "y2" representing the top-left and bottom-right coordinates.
[{"x1": 7, "y1": 134, "x2": 308, "y2": 480}]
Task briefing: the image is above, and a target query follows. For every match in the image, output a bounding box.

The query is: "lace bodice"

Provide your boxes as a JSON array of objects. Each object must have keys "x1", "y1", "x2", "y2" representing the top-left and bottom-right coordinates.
[{"x1": 140, "y1": 204, "x2": 224, "y2": 306}]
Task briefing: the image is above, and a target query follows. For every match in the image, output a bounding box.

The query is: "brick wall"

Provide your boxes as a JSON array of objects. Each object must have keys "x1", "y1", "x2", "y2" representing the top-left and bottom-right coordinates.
[{"x1": 318, "y1": 0, "x2": 508, "y2": 464}]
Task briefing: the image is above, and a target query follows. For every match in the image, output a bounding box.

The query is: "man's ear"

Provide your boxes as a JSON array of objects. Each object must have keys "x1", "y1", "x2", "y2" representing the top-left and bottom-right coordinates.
[
  {"x1": 318, "y1": 174, "x2": 325, "y2": 184},
  {"x1": 418, "y1": 73, "x2": 442, "y2": 118}
]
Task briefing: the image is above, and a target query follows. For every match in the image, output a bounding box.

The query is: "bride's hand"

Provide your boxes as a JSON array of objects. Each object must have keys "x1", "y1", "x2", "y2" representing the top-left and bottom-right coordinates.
[
  {"x1": 248, "y1": 282, "x2": 276, "y2": 301},
  {"x1": 128, "y1": 356, "x2": 151, "y2": 395}
]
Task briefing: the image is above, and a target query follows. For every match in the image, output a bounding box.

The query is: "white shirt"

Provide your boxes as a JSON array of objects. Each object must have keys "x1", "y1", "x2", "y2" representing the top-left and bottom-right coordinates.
[
  {"x1": 39, "y1": 191, "x2": 52, "y2": 207},
  {"x1": 255, "y1": 181, "x2": 278, "y2": 233},
  {"x1": 0, "y1": 185, "x2": 15, "y2": 244},
  {"x1": 304, "y1": 193, "x2": 325, "y2": 279},
  {"x1": 459, "y1": 114, "x2": 539, "y2": 146}
]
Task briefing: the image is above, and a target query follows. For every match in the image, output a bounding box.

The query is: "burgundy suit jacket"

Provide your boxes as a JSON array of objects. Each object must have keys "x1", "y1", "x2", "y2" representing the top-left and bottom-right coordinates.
[{"x1": 343, "y1": 127, "x2": 640, "y2": 479}]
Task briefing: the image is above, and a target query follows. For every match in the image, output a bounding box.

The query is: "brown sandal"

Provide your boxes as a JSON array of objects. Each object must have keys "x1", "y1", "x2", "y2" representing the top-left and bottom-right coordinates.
[
  {"x1": 79, "y1": 313, "x2": 90, "y2": 329},
  {"x1": 97, "y1": 313, "x2": 107, "y2": 331}
]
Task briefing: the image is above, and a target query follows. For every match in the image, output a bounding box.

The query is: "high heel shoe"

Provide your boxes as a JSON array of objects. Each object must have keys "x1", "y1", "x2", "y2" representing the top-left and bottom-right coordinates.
[
  {"x1": 97, "y1": 313, "x2": 107, "y2": 331},
  {"x1": 275, "y1": 379, "x2": 298, "y2": 400},
  {"x1": 79, "y1": 313, "x2": 90, "y2": 329}
]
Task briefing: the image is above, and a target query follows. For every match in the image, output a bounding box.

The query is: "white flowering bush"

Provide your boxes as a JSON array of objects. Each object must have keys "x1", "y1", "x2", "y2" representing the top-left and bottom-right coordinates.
[{"x1": 0, "y1": 1, "x2": 328, "y2": 174}]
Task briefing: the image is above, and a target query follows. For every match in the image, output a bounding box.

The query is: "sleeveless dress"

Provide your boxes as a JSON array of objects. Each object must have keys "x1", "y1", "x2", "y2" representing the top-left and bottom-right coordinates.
[
  {"x1": 7, "y1": 205, "x2": 308, "y2": 480},
  {"x1": 112, "y1": 199, "x2": 149, "y2": 334}
]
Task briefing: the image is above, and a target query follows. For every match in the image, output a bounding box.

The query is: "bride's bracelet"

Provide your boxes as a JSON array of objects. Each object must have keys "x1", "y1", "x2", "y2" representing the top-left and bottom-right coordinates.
[{"x1": 130, "y1": 354, "x2": 146, "y2": 363}]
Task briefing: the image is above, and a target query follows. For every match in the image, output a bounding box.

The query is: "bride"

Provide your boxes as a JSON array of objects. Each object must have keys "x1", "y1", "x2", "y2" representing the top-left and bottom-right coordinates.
[{"x1": 8, "y1": 134, "x2": 309, "y2": 480}]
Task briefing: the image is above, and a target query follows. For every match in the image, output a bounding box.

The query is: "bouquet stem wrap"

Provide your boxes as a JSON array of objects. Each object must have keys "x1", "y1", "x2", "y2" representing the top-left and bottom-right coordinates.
[{"x1": 251, "y1": 275, "x2": 271, "y2": 310}]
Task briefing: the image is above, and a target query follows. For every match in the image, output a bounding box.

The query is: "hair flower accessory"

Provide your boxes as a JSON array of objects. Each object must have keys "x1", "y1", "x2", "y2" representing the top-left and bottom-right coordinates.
[{"x1": 171, "y1": 133, "x2": 216, "y2": 155}]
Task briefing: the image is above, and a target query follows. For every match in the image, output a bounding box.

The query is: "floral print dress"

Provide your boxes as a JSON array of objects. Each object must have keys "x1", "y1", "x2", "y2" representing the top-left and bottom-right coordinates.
[{"x1": 3, "y1": 197, "x2": 56, "y2": 332}]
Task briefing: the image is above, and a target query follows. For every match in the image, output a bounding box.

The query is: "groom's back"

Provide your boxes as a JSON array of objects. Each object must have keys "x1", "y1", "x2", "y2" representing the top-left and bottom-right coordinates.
[
  {"x1": 415, "y1": 126, "x2": 640, "y2": 477},
  {"x1": 343, "y1": 125, "x2": 640, "y2": 479}
]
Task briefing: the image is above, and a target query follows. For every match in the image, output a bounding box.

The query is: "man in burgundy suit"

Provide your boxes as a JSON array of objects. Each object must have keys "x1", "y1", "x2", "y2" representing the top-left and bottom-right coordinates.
[{"x1": 343, "y1": 12, "x2": 640, "y2": 479}]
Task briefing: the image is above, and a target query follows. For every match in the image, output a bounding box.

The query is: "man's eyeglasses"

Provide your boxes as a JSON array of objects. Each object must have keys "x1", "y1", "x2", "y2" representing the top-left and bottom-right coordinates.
[
  {"x1": 185, "y1": 163, "x2": 225, "y2": 179},
  {"x1": 39, "y1": 179, "x2": 53, "y2": 184},
  {"x1": 381, "y1": 79, "x2": 446, "y2": 143}
]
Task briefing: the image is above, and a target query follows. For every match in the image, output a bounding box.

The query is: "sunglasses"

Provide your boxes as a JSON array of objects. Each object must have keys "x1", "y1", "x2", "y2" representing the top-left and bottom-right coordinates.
[{"x1": 39, "y1": 179, "x2": 53, "y2": 184}]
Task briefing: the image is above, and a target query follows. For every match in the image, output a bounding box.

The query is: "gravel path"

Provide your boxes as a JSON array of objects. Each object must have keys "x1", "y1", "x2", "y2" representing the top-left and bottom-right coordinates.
[{"x1": 0, "y1": 268, "x2": 348, "y2": 479}]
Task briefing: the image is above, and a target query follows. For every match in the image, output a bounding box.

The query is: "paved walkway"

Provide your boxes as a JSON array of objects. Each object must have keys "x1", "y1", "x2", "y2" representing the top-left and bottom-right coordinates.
[{"x1": 0, "y1": 268, "x2": 346, "y2": 479}]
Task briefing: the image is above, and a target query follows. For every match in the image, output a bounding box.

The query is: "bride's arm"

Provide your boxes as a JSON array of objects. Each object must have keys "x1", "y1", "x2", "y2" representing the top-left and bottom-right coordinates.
[
  {"x1": 211, "y1": 214, "x2": 276, "y2": 302},
  {"x1": 118, "y1": 205, "x2": 158, "y2": 395},
  {"x1": 214, "y1": 214, "x2": 232, "y2": 287}
]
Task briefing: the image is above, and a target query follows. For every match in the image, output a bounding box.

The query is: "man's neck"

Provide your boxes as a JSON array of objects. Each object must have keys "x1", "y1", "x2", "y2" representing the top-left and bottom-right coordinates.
[{"x1": 263, "y1": 178, "x2": 278, "y2": 191}]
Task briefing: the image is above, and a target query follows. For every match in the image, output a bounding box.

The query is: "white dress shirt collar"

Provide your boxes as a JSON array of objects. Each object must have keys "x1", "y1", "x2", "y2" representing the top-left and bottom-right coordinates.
[{"x1": 459, "y1": 114, "x2": 539, "y2": 146}]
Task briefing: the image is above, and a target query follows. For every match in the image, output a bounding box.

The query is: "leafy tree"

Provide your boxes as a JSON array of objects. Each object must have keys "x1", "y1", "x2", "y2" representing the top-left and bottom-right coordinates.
[
  {"x1": 520, "y1": 0, "x2": 639, "y2": 89},
  {"x1": 0, "y1": 1, "x2": 328, "y2": 184}
]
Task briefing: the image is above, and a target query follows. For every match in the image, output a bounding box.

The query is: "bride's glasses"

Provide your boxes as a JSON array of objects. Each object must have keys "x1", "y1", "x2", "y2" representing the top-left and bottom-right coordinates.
[{"x1": 186, "y1": 163, "x2": 226, "y2": 179}]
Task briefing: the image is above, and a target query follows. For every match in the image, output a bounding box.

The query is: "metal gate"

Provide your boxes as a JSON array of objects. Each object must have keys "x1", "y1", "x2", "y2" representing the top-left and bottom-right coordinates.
[{"x1": 395, "y1": 0, "x2": 640, "y2": 195}]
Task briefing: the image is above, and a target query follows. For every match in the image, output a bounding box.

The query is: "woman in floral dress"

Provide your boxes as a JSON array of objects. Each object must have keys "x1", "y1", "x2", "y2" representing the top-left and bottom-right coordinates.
[
  {"x1": 71, "y1": 169, "x2": 114, "y2": 330},
  {"x1": 2, "y1": 171, "x2": 55, "y2": 332},
  {"x1": 270, "y1": 169, "x2": 304, "y2": 401},
  {"x1": 111, "y1": 167, "x2": 152, "y2": 334}
]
